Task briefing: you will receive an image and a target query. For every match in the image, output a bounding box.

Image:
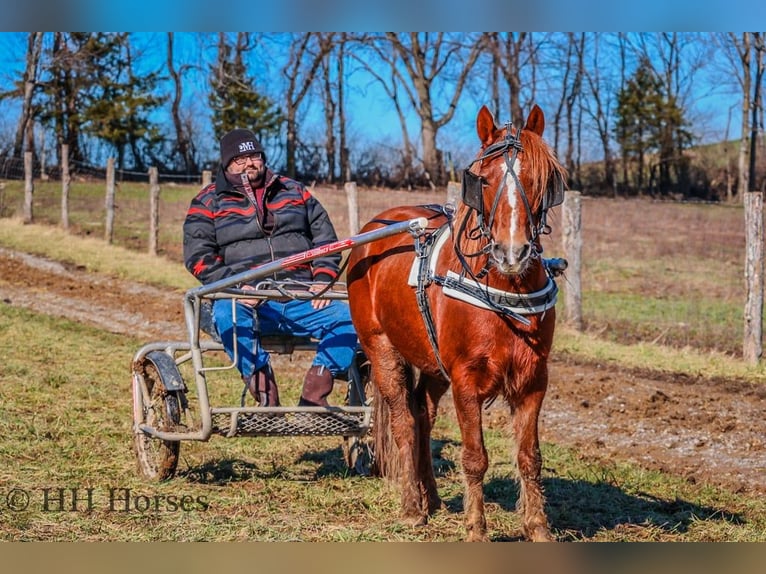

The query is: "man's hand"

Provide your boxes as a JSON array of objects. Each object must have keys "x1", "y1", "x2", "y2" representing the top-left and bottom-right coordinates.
[
  {"x1": 239, "y1": 284, "x2": 262, "y2": 307},
  {"x1": 309, "y1": 283, "x2": 331, "y2": 310}
]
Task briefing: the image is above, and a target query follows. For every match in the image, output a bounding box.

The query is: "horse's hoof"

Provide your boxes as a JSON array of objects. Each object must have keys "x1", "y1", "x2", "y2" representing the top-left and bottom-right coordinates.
[
  {"x1": 403, "y1": 513, "x2": 428, "y2": 527},
  {"x1": 427, "y1": 497, "x2": 446, "y2": 515},
  {"x1": 526, "y1": 526, "x2": 555, "y2": 542},
  {"x1": 465, "y1": 531, "x2": 489, "y2": 542}
]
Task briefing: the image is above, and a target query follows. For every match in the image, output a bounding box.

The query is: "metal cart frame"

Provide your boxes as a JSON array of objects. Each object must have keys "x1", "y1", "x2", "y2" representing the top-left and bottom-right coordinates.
[{"x1": 131, "y1": 217, "x2": 427, "y2": 480}]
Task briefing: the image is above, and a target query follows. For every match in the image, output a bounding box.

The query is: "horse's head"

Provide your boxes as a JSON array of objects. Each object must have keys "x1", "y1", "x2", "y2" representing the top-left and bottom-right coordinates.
[{"x1": 460, "y1": 104, "x2": 567, "y2": 276}]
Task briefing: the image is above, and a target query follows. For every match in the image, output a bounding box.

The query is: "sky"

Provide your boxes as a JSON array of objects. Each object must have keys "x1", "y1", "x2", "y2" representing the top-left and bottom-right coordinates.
[{"x1": 0, "y1": 5, "x2": 761, "y2": 170}]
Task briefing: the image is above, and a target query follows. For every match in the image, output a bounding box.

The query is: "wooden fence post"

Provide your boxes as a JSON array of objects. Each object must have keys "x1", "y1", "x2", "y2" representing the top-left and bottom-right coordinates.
[
  {"x1": 446, "y1": 181, "x2": 461, "y2": 205},
  {"x1": 23, "y1": 151, "x2": 34, "y2": 224},
  {"x1": 61, "y1": 144, "x2": 70, "y2": 230},
  {"x1": 743, "y1": 191, "x2": 763, "y2": 363},
  {"x1": 562, "y1": 190, "x2": 583, "y2": 330},
  {"x1": 202, "y1": 170, "x2": 212, "y2": 187},
  {"x1": 345, "y1": 181, "x2": 359, "y2": 236},
  {"x1": 39, "y1": 130, "x2": 48, "y2": 181},
  {"x1": 148, "y1": 167, "x2": 160, "y2": 256},
  {"x1": 104, "y1": 158, "x2": 116, "y2": 244}
]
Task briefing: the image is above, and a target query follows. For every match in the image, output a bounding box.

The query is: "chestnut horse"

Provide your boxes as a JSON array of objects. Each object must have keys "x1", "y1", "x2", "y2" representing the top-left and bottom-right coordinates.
[{"x1": 347, "y1": 105, "x2": 567, "y2": 542}]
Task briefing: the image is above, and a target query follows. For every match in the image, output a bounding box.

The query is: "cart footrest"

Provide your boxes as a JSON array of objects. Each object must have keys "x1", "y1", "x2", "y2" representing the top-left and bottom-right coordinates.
[{"x1": 210, "y1": 406, "x2": 372, "y2": 437}]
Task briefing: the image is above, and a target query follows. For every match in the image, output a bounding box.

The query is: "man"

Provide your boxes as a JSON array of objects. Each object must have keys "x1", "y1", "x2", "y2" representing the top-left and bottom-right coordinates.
[{"x1": 183, "y1": 128, "x2": 358, "y2": 407}]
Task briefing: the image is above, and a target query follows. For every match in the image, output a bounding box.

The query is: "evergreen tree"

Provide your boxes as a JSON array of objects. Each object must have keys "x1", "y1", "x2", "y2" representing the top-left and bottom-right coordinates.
[
  {"x1": 79, "y1": 33, "x2": 167, "y2": 171},
  {"x1": 614, "y1": 56, "x2": 692, "y2": 195},
  {"x1": 208, "y1": 33, "x2": 282, "y2": 158},
  {"x1": 36, "y1": 33, "x2": 166, "y2": 170}
]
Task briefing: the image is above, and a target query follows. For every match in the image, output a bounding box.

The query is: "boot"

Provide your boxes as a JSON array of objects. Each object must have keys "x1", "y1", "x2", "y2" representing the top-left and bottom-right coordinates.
[
  {"x1": 298, "y1": 365, "x2": 334, "y2": 407},
  {"x1": 244, "y1": 363, "x2": 280, "y2": 407}
]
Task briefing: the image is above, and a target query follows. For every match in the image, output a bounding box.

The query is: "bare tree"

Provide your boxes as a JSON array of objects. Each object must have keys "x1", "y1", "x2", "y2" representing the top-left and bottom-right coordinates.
[
  {"x1": 337, "y1": 33, "x2": 350, "y2": 182},
  {"x1": 382, "y1": 32, "x2": 485, "y2": 187},
  {"x1": 281, "y1": 33, "x2": 332, "y2": 179},
  {"x1": 486, "y1": 32, "x2": 531, "y2": 127},
  {"x1": 552, "y1": 33, "x2": 585, "y2": 186},
  {"x1": 14, "y1": 32, "x2": 43, "y2": 158},
  {"x1": 318, "y1": 33, "x2": 339, "y2": 183},
  {"x1": 722, "y1": 32, "x2": 753, "y2": 199},
  {"x1": 749, "y1": 33, "x2": 764, "y2": 191},
  {"x1": 349, "y1": 35, "x2": 419, "y2": 188},
  {"x1": 167, "y1": 32, "x2": 198, "y2": 174},
  {"x1": 580, "y1": 33, "x2": 617, "y2": 195}
]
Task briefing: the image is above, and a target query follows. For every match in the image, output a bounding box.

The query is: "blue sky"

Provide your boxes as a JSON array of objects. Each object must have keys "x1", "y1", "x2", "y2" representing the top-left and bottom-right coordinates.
[{"x1": 0, "y1": 25, "x2": 759, "y2": 169}]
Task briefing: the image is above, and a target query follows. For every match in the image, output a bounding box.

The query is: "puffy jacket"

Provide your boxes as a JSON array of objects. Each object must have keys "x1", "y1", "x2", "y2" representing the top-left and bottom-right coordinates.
[{"x1": 183, "y1": 167, "x2": 342, "y2": 287}]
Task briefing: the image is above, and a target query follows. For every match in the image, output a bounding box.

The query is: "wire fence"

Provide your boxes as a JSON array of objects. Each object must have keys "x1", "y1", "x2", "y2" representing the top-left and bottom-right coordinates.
[{"x1": 0, "y1": 153, "x2": 206, "y2": 185}]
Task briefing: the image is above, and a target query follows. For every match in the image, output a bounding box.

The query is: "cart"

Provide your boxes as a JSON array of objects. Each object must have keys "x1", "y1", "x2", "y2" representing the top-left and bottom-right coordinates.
[{"x1": 131, "y1": 217, "x2": 427, "y2": 480}]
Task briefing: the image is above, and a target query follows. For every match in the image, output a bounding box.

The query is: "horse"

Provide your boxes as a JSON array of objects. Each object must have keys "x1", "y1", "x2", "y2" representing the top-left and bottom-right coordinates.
[{"x1": 346, "y1": 104, "x2": 567, "y2": 542}]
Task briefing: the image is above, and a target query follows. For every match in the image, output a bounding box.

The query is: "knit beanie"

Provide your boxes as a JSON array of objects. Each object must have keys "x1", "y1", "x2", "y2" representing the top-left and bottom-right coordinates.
[{"x1": 220, "y1": 128, "x2": 265, "y2": 167}]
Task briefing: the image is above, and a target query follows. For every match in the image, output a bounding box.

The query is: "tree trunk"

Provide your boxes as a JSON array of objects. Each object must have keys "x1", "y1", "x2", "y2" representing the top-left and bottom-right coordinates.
[
  {"x1": 748, "y1": 33, "x2": 764, "y2": 192},
  {"x1": 338, "y1": 35, "x2": 350, "y2": 182},
  {"x1": 321, "y1": 50, "x2": 337, "y2": 183},
  {"x1": 737, "y1": 33, "x2": 752, "y2": 200},
  {"x1": 167, "y1": 33, "x2": 196, "y2": 174},
  {"x1": 562, "y1": 190, "x2": 583, "y2": 330},
  {"x1": 14, "y1": 32, "x2": 43, "y2": 159},
  {"x1": 23, "y1": 151, "x2": 34, "y2": 224},
  {"x1": 420, "y1": 117, "x2": 441, "y2": 189}
]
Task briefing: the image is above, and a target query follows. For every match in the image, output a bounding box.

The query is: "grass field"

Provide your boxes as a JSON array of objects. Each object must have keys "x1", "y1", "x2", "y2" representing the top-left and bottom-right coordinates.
[{"x1": 1, "y1": 303, "x2": 763, "y2": 541}]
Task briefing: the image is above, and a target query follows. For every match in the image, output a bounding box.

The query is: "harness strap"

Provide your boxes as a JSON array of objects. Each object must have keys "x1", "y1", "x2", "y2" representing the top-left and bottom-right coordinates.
[{"x1": 414, "y1": 225, "x2": 452, "y2": 382}]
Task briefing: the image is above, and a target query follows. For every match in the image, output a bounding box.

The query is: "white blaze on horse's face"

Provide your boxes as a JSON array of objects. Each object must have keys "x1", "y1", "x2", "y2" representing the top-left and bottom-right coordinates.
[{"x1": 490, "y1": 156, "x2": 532, "y2": 275}]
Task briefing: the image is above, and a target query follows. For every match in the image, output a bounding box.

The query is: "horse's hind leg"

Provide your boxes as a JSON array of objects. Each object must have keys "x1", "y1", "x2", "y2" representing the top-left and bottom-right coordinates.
[
  {"x1": 512, "y1": 370, "x2": 554, "y2": 542},
  {"x1": 369, "y1": 341, "x2": 426, "y2": 526},
  {"x1": 414, "y1": 373, "x2": 450, "y2": 515}
]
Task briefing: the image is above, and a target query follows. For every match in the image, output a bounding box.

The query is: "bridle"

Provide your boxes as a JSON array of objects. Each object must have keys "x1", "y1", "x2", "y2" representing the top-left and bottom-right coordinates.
[{"x1": 457, "y1": 121, "x2": 563, "y2": 279}]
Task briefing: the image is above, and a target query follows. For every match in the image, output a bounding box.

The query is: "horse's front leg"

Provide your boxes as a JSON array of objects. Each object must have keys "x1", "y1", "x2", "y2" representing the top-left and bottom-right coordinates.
[
  {"x1": 451, "y1": 382, "x2": 489, "y2": 542},
  {"x1": 512, "y1": 374, "x2": 554, "y2": 542}
]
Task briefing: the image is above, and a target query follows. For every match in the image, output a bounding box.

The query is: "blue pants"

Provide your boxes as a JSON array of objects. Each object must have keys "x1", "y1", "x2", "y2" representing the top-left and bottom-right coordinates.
[{"x1": 212, "y1": 298, "x2": 358, "y2": 379}]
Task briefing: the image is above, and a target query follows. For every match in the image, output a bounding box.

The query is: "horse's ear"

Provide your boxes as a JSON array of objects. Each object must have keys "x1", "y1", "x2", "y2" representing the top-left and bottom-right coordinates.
[
  {"x1": 476, "y1": 105, "x2": 498, "y2": 146},
  {"x1": 523, "y1": 104, "x2": 545, "y2": 136}
]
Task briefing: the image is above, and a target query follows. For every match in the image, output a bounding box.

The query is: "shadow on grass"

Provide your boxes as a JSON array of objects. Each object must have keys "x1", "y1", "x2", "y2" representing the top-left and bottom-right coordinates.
[
  {"x1": 300, "y1": 437, "x2": 460, "y2": 479},
  {"x1": 442, "y1": 475, "x2": 745, "y2": 541},
  {"x1": 180, "y1": 459, "x2": 258, "y2": 484}
]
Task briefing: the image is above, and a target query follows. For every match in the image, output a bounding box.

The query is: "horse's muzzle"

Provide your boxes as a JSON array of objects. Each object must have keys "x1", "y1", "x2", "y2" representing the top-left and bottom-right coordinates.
[{"x1": 490, "y1": 241, "x2": 532, "y2": 275}]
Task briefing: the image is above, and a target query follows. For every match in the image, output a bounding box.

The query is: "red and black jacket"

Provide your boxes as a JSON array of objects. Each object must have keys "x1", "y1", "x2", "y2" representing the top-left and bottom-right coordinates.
[{"x1": 183, "y1": 167, "x2": 341, "y2": 287}]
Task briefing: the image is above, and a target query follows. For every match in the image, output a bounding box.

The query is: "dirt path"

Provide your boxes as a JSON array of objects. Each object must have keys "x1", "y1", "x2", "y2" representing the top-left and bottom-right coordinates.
[{"x1": 1, "y1": 248, "x2": 763, "y2": 495}]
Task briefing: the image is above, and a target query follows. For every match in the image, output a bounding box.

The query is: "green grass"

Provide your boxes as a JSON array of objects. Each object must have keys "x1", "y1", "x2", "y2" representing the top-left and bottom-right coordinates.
[
  {"x1": 1, "y1": 304, "x2": 763, "y2": 541},
  {"x1": 579, "y1": 290, "x2": 746, "y2": 355},
  {"x1": 0, "y1": 217, "x2": 195, "y2": 291}
]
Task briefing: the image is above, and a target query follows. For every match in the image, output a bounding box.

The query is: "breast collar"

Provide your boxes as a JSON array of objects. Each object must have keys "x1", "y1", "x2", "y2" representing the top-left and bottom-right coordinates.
[{"x1": 407, "y1": 222, "x2": 559, "y2": 324}]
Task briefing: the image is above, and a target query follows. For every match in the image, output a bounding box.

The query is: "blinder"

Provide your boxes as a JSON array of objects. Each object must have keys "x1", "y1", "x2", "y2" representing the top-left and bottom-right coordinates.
[
  {"x1": 461, "y1": 168, "x2": 486, "y2": 216},
  {"x1": 545, "y1": 171, "x2": 565, "y2": 210}
]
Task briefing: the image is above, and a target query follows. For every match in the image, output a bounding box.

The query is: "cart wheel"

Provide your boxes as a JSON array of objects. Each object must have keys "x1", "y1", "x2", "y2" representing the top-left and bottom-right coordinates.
[
  {"x1": 343, "y1": 352, "x2": 376, "y2": 476},
  {"x1": 133, "y1": 357, "x2": 182, "y2": 481}
]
